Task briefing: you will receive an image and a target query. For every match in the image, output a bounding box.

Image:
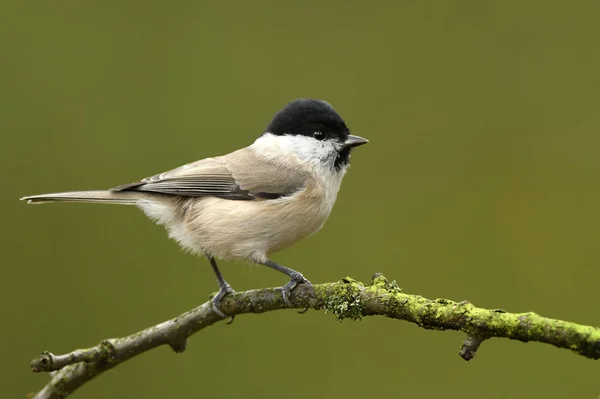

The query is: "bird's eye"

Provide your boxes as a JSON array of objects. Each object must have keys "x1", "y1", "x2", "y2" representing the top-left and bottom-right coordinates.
[{"x1": 313, "y1": 131, "x2": 324, "y2": 140}]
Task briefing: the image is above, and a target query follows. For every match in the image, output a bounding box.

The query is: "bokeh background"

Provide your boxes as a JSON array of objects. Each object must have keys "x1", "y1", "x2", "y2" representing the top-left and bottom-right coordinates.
[{"x1": 2, "y1": 1, "x2": 599, "y2": 397}]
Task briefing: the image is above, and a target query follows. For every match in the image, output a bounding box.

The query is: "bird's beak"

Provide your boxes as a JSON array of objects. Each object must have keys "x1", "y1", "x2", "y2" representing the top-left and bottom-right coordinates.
[{"x1": 344, "y1": 134, "x2": 369, "y2": 148}]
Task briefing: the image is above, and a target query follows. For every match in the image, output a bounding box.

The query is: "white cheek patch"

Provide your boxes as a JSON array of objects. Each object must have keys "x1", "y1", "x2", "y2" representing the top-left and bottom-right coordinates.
[{"x1": 253, "y1": 133, "x2": 341, "y2": 170}]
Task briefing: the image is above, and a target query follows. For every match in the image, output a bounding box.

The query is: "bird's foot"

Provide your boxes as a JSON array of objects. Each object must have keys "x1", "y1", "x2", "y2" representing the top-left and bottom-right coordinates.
[
  {"x1": 281, "y1": 272, "x2": 311, "y2": 306},
  {"x1": 212, "y1": 283, "x2": 236, "y2": 323}
]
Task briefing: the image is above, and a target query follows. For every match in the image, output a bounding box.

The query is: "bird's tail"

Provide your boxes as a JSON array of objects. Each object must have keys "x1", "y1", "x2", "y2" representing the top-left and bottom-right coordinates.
[{"x1": 21, "y1": 190, "x2": 147, "y2": 205}]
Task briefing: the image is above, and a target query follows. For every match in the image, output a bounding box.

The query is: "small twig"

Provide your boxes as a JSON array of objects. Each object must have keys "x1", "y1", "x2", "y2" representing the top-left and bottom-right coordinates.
[
  {"x1": 459, "y1": 335, "x2": 485, "y2": 361},
  {"x1": 30, "y1": 345, "x2": 112, "y2": 372},
  {"x1": 29, "y1": 274, "x2": 600, "y2": 399}
]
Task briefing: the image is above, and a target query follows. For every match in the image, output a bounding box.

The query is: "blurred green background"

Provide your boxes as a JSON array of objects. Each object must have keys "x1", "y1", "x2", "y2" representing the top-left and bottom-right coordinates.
[{"x1": 2, "y1": 1, "x2": 599, "y2": 397}]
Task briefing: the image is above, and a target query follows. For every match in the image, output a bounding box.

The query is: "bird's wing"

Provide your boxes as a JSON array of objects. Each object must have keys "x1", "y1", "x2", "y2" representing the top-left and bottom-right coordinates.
[{"x1": 112, "y1": 147, "x2": 308, "y2": 200}]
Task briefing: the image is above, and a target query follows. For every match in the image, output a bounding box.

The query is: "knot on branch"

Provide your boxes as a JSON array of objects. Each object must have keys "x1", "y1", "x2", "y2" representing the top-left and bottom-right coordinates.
[
  {"x1": 31, "y1": 352, "x2": 54, "y2": 372},
  {"x1": 168, "y1": 337, "x2": 188, "y2": 353}
]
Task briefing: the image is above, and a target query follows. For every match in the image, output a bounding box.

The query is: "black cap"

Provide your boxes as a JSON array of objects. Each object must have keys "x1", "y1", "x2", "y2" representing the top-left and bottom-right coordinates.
[{"x1": 265, "y1": 99, "x2": 349, "y2": 143}]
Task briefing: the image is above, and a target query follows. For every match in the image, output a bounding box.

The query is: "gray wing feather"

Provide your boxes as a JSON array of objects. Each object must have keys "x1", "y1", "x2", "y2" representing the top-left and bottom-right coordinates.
[{"x1": 112, "y1": 148, "x2": 307, "y2": 200}]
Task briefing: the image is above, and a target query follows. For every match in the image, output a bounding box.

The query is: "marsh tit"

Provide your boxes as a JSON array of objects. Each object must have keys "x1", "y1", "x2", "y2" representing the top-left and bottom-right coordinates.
[{"x1": 21, "y1": 99, "x2": 368, "y2": 318}]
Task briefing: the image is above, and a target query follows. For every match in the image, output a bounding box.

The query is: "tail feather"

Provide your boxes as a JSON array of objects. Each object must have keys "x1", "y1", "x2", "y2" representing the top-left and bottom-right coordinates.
[{"x1": 21, "y1": 190, "x2": 146, "y2": 205}]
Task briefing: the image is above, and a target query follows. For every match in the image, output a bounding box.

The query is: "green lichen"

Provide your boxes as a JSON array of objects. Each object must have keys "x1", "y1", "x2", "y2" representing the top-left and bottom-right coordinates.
[
  {"x1": 323, "y1": 277, "x2": 365, "y2": 321},
  {"x1": 389, "y1": 280, "x2": 402, "y2": 293},
  {"x1": 370, "y1": 273, "x2": 390, "y2": 289}
]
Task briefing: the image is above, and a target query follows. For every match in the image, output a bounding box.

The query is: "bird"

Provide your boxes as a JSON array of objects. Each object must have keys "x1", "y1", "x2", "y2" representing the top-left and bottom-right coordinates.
[{"x1": 21, "y1": 98, "x2": 368, "y2": 319}]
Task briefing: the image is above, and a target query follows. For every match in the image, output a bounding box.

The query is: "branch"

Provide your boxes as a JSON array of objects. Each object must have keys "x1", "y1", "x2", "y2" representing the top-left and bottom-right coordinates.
[{"x1": 30, "y1": 273, "x2": 600, "y2": 398}]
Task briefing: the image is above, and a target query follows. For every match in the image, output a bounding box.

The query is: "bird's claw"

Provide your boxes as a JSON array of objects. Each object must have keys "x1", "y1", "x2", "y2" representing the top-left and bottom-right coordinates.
[
  {"x1": 212, "y1": 284, "x2": 236, "y2": 322},
  {"x1": 281, "y1": 273, "x2": 311, "y2": 306}
]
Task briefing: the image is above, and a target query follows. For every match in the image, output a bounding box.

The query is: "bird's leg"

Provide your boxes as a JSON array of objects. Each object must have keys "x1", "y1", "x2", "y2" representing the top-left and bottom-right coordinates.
[
  {"x1": 260, "y1": 259, "x2": 311, "y2": 306},
  {"x1": 208, "y1": 256, "x2": 236, "y2": 322}
]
